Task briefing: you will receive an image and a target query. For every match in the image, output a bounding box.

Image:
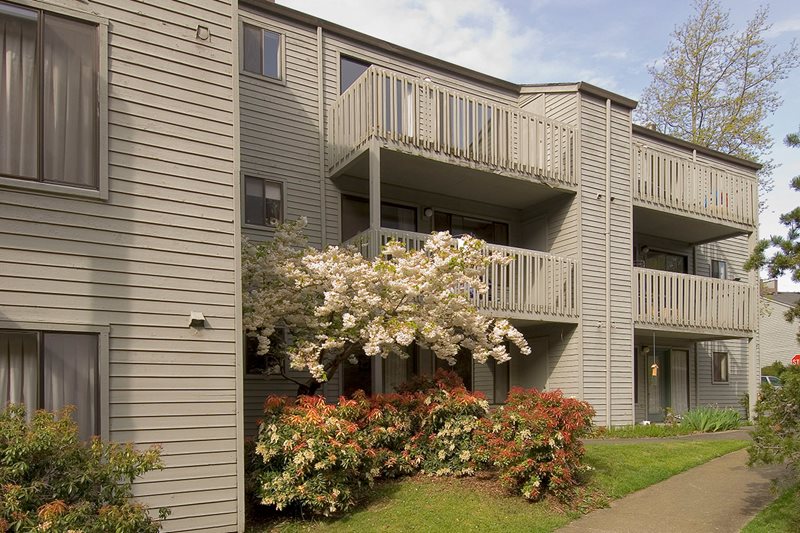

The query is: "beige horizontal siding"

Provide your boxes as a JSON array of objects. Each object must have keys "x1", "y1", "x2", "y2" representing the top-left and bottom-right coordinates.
[{"x1": 0, "y1": 1, "x2": 239, "y2": 531}]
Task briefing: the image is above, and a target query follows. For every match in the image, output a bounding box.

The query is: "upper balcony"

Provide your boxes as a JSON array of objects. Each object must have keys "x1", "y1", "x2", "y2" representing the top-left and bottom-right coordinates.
[
  {"x1": 633, "y1": 267, "x2": 756, "y2": 339},
  {"x1": 328, "y1": 66, "x2": 578, "y2": 194},
  {"x1": 345, "y1": 227, "x2": 580, "y2": 324},
  {"x1": 631, "y1": 140, "x2": 758, "y2": 243}
]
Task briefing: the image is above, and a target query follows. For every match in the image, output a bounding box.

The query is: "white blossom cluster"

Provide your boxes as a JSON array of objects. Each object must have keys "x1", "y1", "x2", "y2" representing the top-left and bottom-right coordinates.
[{"x1": 242, "y1": 218, "x2": 531, "y2": 383}]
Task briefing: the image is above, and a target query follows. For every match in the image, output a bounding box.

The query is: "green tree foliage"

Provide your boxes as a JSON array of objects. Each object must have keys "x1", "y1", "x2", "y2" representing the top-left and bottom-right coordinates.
[
  {"x1": 637, "y1": 0, "x2": 800, "y2": 197},
  {"x1": 0, "y1": 405, "x2": 167, "y2": 532},
  {"x1": 749, "y1": 365, "x2": 800, "y2": 530},
  {"x1": 746, "y1": 129, "x2": 800, "y2": 335}
]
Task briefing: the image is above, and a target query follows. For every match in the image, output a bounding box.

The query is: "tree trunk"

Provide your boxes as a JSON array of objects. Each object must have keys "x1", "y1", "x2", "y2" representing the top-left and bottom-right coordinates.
[{"x1": 296, "y1": 345, "x2": 356, "y2": 398}]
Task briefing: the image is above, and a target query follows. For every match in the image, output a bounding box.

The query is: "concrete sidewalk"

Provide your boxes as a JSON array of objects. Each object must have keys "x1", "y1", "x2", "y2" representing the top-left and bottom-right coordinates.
[{"x1": 558, "y1": 448, "x2": 790, "y2": 533}]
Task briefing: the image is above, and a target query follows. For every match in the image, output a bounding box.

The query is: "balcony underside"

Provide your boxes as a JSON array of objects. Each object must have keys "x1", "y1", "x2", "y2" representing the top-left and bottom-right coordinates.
[
  {"x1": 332, "y1": 146, "x2": 573, "y2": 211},
  {"x1": 634, "y1": 324, "x2": 754, "y2": 341},
  {"x1": 634, "y1": 204, "x2": 750, "y2": 244}
]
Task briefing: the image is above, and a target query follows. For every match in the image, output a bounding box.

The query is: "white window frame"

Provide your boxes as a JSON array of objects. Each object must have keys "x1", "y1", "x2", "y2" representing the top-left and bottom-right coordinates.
[
  {"x1": 242, "y1": 173, "x2": 285, "y2": 230},
  {"x1": 239, "y1": 15, "x2": 285, "y2": 85},
  {"x1": 0, "y1": 320, "x2": 109, "y2": 440},
  {"x1": 711, "y1": 351, "x2": 729, "y2": 384},
  {"x1": 0, "y1": 0, "x2": 109, "y2": 200},
  {"x1": 711, "y1": 259, "x2": 728, "y2": 280}
]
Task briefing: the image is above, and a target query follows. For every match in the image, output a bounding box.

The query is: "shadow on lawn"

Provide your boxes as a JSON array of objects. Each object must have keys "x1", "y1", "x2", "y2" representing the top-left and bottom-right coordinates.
[{"x1": 245, "y1": 479, "x2": 405, "y2": 532}]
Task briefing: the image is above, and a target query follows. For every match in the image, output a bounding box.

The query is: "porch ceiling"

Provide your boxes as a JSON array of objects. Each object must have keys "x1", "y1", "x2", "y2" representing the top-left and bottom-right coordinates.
[
  {"x1": 332, "y1": 148, "x2": 572, "y2": 211},
  {"x1": 634, "y1": 325, "x2": 754, "y2": 342},
  {"x1": 633, "y1": 205, "x2": 750, "y2": 244}
]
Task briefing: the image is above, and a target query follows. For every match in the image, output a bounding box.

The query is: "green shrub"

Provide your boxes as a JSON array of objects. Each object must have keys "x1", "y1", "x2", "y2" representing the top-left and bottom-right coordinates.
[
  {"x1": 478, "y1": 388, "x2": 595, "y2": 501},
  {"x1": 680, "y1": 406, "x2": 741, "y2": 432},
  {"x1": 0, "y1": 404, "x2": 166, "y2": 532},
  {"x1": 417, "y1": 386, "x2": 489, "y2": 477},
  {"x1": 749, "y1": 366, "x2": 800, "y2": 531},
  {"x1": 251, "y1": 395, "x2": 376, "y2": 516}
]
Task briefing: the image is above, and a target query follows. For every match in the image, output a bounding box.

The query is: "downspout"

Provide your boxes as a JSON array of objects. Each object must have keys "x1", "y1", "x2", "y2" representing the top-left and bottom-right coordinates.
[
  {"x1": 605, "y1": 98, "x2": 612, "y2": 426},
  {"x1": 317, "y1": 26, "x2": 327, "y2": 247}
]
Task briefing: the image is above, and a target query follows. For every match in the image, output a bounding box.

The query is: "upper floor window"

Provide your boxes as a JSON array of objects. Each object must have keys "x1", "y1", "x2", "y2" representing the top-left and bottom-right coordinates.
[
  {"x1": 340, "y1": 56, "x2": 370, "y2": 94},
  {"x1": 643, "y1": 250, "x2": 688, "y2": 274},
  {"x1": 711, "y1": 260, "x2": 727, "y2": 280},
  {"x1": 244, "y1": 176, "x2": 283, "y2": 227},
  {"x1": 1, "y1": 1, "x2": 100, "y2": 189},
  {"x1": 0, "y1": 330, "x2": 99, "y2": 440},
  {"x1": 242, "y1": 22, "x2": 282, "y2": 79},
  {"x1": 434, "y1": 211, "x2": 509, "y2": 246}
]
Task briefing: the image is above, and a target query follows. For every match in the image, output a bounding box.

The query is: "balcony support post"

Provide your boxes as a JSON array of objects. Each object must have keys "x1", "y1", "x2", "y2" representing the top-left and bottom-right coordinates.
[{"x1": 369, "y1": 140, "x2": 381, "y2": 232}]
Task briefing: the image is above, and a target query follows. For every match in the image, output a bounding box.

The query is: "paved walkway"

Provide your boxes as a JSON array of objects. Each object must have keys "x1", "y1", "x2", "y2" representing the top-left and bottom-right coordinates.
[{"x1": 558, "y1": 445, "x2": 790, "y2": 533}]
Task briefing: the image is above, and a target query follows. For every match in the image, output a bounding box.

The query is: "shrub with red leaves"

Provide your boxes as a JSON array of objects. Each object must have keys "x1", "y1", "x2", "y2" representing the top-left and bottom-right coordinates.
[{"x1": 478, "y1": 387, "x2": 595, "y2": 501}]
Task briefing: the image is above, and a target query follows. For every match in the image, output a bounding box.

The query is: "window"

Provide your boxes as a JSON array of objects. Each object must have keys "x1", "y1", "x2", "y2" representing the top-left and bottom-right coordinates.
[
  {"x1": 643, "y1": 250, "x2": 688, "y2": 274},
  {"x1": 244, "y1": 176, "x2": 283, "y2": 226},
  {"x1": 712, "y1": 352, "x2": 729, "y2": 383},
  {"x1": 0, "y1": 1, "x2": 101, "y2": 189},
  {"x1": 711, "y1": 260, "x2": 727, "y2": 280},
  {"x1": 242, "y1": 22, "x2": 281, "y2": 79},
  {"x1": 433, "y1": 211, "x2": 509, "y2": 246},
  {"x1": 0, "y1": 330, "x2": 99, "y2": 440},
  {"x1": 340, "y1": 195, "x2": 417, "y2": 241},
  {"x1": 340, "y1": 56, "x2": 370, "y2": 94}
]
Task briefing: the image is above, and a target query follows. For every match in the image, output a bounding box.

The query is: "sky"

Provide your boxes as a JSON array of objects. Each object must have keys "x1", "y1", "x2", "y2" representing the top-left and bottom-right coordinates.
[{"x1": 280, "y1": 0, "x2": 800, "y2": 290}]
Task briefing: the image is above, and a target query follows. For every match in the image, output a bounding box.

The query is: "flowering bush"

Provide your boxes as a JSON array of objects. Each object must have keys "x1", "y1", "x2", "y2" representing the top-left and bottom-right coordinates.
[
  {"x1": 252, "y1": 375, "x2": 490, "y2": 515},
  {"x1": 479, "y1": 388, "x2": 595, "y2": 501},
  {"x1": 394, "y1": 368, "x2": 465, "y2": 394},
  {"x1": 417, "y1": 386, "x2": 489, "y2": 477},
  {"x1": 250, "y1": 395, "x2": 376, "y2": 515},
  {"x1": 242, "y1": 219, "x2": 530, "y2": 395},
  {"x1": 0, "y1": 404, "x2": 167, "y2": 532}
]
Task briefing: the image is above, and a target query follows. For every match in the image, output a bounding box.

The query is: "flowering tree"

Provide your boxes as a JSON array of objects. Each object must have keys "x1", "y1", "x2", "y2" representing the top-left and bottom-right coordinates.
[{"x1": 242, "y1": 219, "x2": 530, "y2": 396}]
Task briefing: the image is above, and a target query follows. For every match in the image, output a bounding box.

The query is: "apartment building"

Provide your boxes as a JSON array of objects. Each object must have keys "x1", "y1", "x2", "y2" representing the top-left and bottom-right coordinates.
[
  {"x1": 0, "y1": 0, "x2": 760, "y2": 531},
  {"x1": 0, "y1": 0, "x2": 243, "y2": 531},
  {"x1": 239, "y1": 0, "x2": 760, "y2": 431}
]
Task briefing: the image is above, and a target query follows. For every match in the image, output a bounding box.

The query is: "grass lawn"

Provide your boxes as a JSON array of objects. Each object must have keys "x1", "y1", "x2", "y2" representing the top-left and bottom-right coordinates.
[
  {"x1": 248, "y1": 439, "x2": 748, "y2": 532},
  {"x1": 742, "y1": 482, "x2": 800, "y2": 533},
  {"x1": 592, "y1": 424, "x2": 695, "y2": 439}
]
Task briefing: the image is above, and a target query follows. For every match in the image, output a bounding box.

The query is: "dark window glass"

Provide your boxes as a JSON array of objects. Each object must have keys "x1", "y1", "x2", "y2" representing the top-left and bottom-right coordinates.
[
  {"x1": 1, "y1": 2, "x2": 99, "y2": 188},
  {"x1": 644, "y1": 250, "x2": 688, "y2": 274},
  {"x1": 340, "y1": 56, "x2": 370, "y2": 93},
  {"x1": 712, "y1": 352, "x2": 728, "y2": 383},
  {"x1": 433, "y1": 211, "x2": 509, "y2": 246},
  {"x1": 342, "y1": 351, "x2": 372, "y2": 397},
  {"x1": 244, "y1": 176, "x2": 282, "y2": 226},
  {"x1": 711, "y1": 260, "x2": 727, "y2": 280},
  {"x1": 435, "y1": 349, "x2": 473, "y2": 391},
  {"x1": 340, "y1": 195, "x2": 417, "y2": 241},
  {"x1": 0, "y1": 330, "x2": 99, "y2": 440},
  {"x1": 243, "y1": 23, "x2": 280, "y2": 79}
]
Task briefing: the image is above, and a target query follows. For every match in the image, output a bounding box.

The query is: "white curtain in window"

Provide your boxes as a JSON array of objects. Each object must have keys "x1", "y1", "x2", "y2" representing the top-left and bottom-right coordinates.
[
  {"x1": 0, "y1": 331, "x2": 39, "y2": 421},
  {"x1": 0, "y1": 4, "x2": 38, "y2": 178},
  {"x1": 42, "y1": 14, "x2": 97, "y2": 187},
  {"x1": 43, "y1": 333, "x2": 98, "y2": 440}
]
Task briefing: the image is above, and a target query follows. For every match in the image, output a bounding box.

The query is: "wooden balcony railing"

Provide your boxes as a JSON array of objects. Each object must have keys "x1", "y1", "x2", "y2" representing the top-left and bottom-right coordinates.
[
  {"x1": 632, "y1": 142, "x2": 758, "y2": 227},
  {"x1": 329, "y1": 66, "x2": 578, "y2": 188},
  {"x1": 346, "y1": 228, "x2": 580, "y2": 322},
  {"x1": 634, "y1": 267, "x2": 756, "y2": 335}
]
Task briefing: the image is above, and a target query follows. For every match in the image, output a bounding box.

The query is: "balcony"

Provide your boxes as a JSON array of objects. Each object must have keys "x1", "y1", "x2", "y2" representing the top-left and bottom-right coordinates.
[
  {"x1": 346, "y1": 228, "x2": 580, "y2": 323},
  {"x1": 633, "y1": 267, "x2": 756, "y2": 339},
  {"x1": 632, "y1": 142, "x2": 758, "y2": 242},
  {"x1": 328, "y1": 66, "x2": 578, "y2": 192}
]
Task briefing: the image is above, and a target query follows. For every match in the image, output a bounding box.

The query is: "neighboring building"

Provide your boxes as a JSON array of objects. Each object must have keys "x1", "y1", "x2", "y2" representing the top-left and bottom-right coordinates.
[
  {"x1": 238, "y1": 0, "x2": 760, "y2": 432},
  {"x1": 0, "y1": 1, "x2": 762, "y2": 531},
  {"x1": 760, "y1": 280, "x2": 800, "y2": 367},
  {"x1": 0, "y1": 0, "x2": 243, "y2": 531}
]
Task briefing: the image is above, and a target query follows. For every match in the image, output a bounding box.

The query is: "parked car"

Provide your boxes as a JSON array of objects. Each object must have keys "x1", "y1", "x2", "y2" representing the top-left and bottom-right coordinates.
[{"x1": 761, "y1": 375, "x2": 783, "y2": 388}]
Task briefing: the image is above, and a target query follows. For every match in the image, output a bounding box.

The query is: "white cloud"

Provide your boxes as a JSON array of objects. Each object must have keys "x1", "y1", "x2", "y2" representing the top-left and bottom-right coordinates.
[
  {"x1": 765, "y1": 18, "x2": 800, "y2": 38},
  {"x1": 278, "y1": 0, "x2": 613, "y2": 85}
]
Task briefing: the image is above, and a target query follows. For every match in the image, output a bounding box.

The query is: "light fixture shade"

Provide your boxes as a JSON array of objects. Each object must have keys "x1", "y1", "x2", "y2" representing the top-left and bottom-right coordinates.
[{"x1": 423, "y1": 207, "x2": 434, "y2": 217}]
